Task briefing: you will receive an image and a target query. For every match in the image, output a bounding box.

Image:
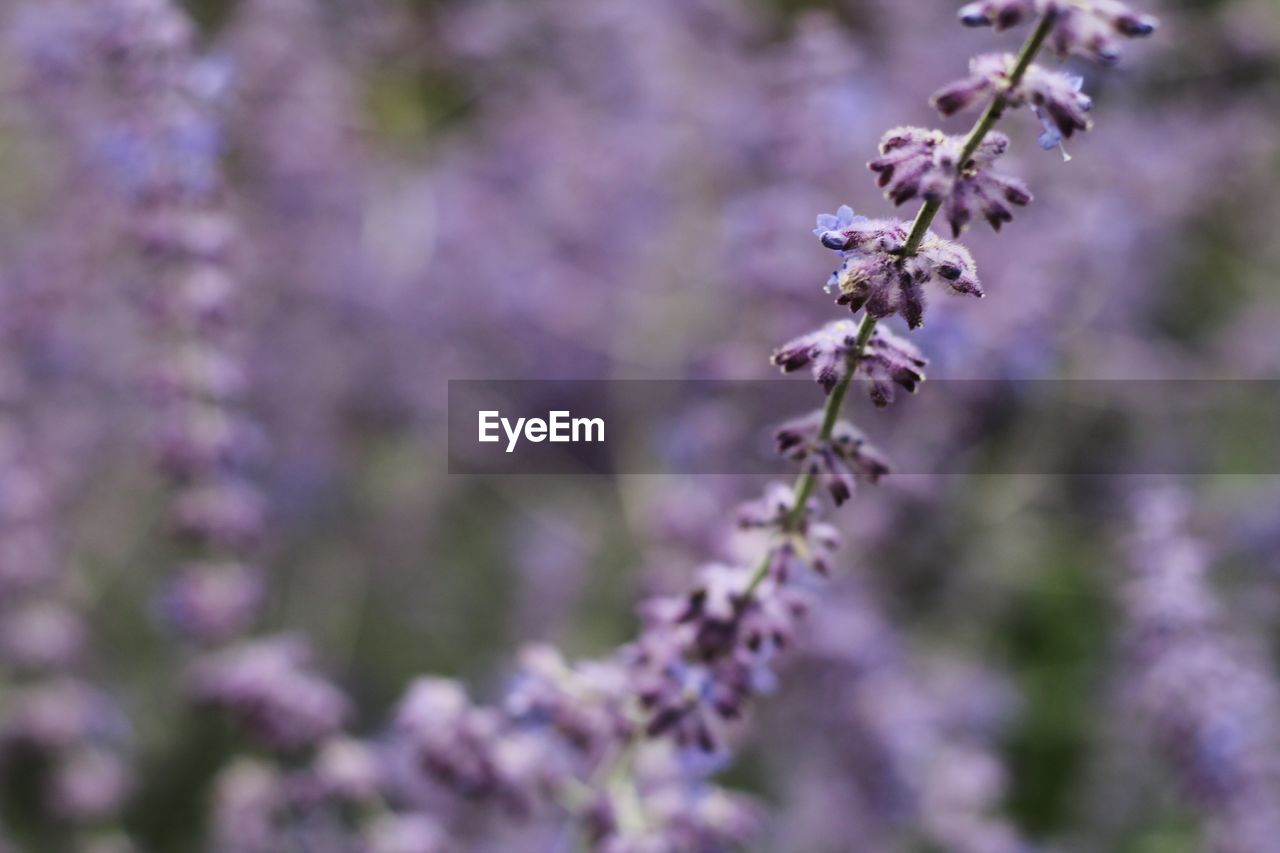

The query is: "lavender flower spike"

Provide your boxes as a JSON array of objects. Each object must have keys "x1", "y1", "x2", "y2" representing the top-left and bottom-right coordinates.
[
  {"x1": 869, "y1": 127, "x2": 1032, "y2": 235},
  {"x1": 932, "y1": 54, "x2": 1094, "y2": 151}
]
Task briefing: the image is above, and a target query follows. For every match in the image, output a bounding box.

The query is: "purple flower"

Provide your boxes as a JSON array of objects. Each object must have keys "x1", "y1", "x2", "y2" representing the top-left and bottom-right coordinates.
[
  {"x1": 812, "y1": 204, "x2": 864, "y2": 249},
  {"x1": 811, "y1": 215, "x2": 980, "y2": 328},
  {"x1": 1124, "y1": 490, "x2": 1280, "y2": 850},
  {"x1": 311, "y1": 737, "x2": 385, "y2": 802},
  {"x1": 736, "y1": 482, "x2": 808, "y2": 531},
  {"x1": 505, "y1": 645, "x2": 631, "y2": 762},
  {"x1": 736, "y1": 484, "x2": 842, "y2": 577},
  {"x1": 210, "y1": 759, "x2": 283, "y2": 853},
  {"x1": 394, "y1": 676, "x2": 552, "y2": 809},
  {"x1": 918, "y1": 235, "x2": 983, "y2": 298},
  {"x1": 0, "y1": 599, "x2": 85, "y2": 671},
  {"x1": 364, "y1": 813, "x2": 449, "y2": 853},
  {"x1": 930, "y1": 53, "x2": 1012, "y2": 117},
  {"x1": 869, "y1": 127, "x2": 1032, "y2": 236},
  {"x1": 157, "y1": 561, "x2": 263, "y2": 643},
  {"x1": 1022, "y1": 66, "x2": 1093, "y2": 148},
  {"x1": 771, "y1": 319, "x2": 865, "y2": 394},
  {"x1": 957, "y1": 0, "x2": 1157, "y2": 62},
  {"x1": 1045, "y1": 0, "x2": 1158, "y2": 64},
  {"x1": 768, "y1": 320, "x2": 931, "y2": 407},
  {"x1": 147, "y1": 345, "x2": 249, "y2": 406},
  {"x1": 958, "y1": 0, "x2": 1038, "y2": 30},
  {"x1": 152, "y1": 407, "x2": 265, "y2": 481},
  {"x1": 171, "y1": 478, "x2": 267, "y2": 548},
  {"x1": 189, "y1": 636, "x2": 349, "y2": 751},
  {"x1": 860, "y1": 326, "x2": 929, "y2": 407},
  {"x1": 638, "y1": 773, "x2": 762, "y2": 852},
  {"x1": 828, "y1": 250, "x2": 920, "y2": 323},
  {"x1": 774, "y1": 412, "x2": 891, "y2": 505},
  {"x1": 49, "y1": 747, "x2": 133, "y2": 822},
  {"x1": 814, "y1": 215, "x2": 910, "y2": 255},
  {"x1": 625, "y1": 552, "x2": 821, "y2": 760}
]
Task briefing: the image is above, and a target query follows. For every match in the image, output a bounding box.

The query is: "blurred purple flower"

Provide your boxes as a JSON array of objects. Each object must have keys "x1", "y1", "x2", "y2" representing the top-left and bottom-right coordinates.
[{"x1": 190, "y1": 636, "x2": 349, "y2": 751}]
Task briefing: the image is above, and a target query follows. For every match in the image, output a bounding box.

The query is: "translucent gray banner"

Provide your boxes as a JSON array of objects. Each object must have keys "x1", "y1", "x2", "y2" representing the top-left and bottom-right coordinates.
[{"x1": 447, "y1": 380, "x2": 1280, "y2": 475}]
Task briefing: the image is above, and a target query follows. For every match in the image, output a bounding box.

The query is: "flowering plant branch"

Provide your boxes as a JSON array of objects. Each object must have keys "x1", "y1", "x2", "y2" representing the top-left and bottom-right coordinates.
[
  {"x1": 392, "y1": 2, "x2": 1159, "y2": 849},
  {"x1": 760, "y1": 3, "x2": 1134, "y2": 585}
]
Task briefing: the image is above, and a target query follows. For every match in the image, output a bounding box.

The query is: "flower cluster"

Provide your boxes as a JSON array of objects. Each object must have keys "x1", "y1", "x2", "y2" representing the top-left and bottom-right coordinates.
[
  {"x1": 771, "y1": 319, "x2": 924, "y2": 401},
  {"x1": 590, "y1": 747, "x2": 762, "y2": 851},
  {"x1": 812, "y1": 207, "x2": 982, "y2": 328},
  {"x1": 13, "y1": 9, "x2": 374, "y2": 851},
  {"x1": 395, "y1": 675, "x2": 565, "y2": 812},
  {"x1": 869, "y1": 127, "x2": 1032, "y2": 236},
  {"x1": 960, "y1": 0, "x2": 1157, "y2": 63},
  {"x1": 797, "y1": 590, "x2": 1028, "y2": 853},
  {"x1": 773, "y1": 320, "x2": 928, "y2": 406},
  {"x1": 207, "y1": 751, "x2": 447, "y2": 853},
  {"x1": 0, "y1": 385, "x2": 134, "y2": 837},
  {"x1": 3, "y1": 0, "x2": 1165, "y2": 848},
  {"x1": 381, "y1": 476, "x2": 840, "y2": 847},
  {"x1": 775, "y1": 413, "x2": 891, "y2": 505},
  {"x1": 189, "y1": 636, "x2": 350, "y2": 752},
  {"x1": 55, "y1": 0, "x2": 352, "y2": 762}
]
